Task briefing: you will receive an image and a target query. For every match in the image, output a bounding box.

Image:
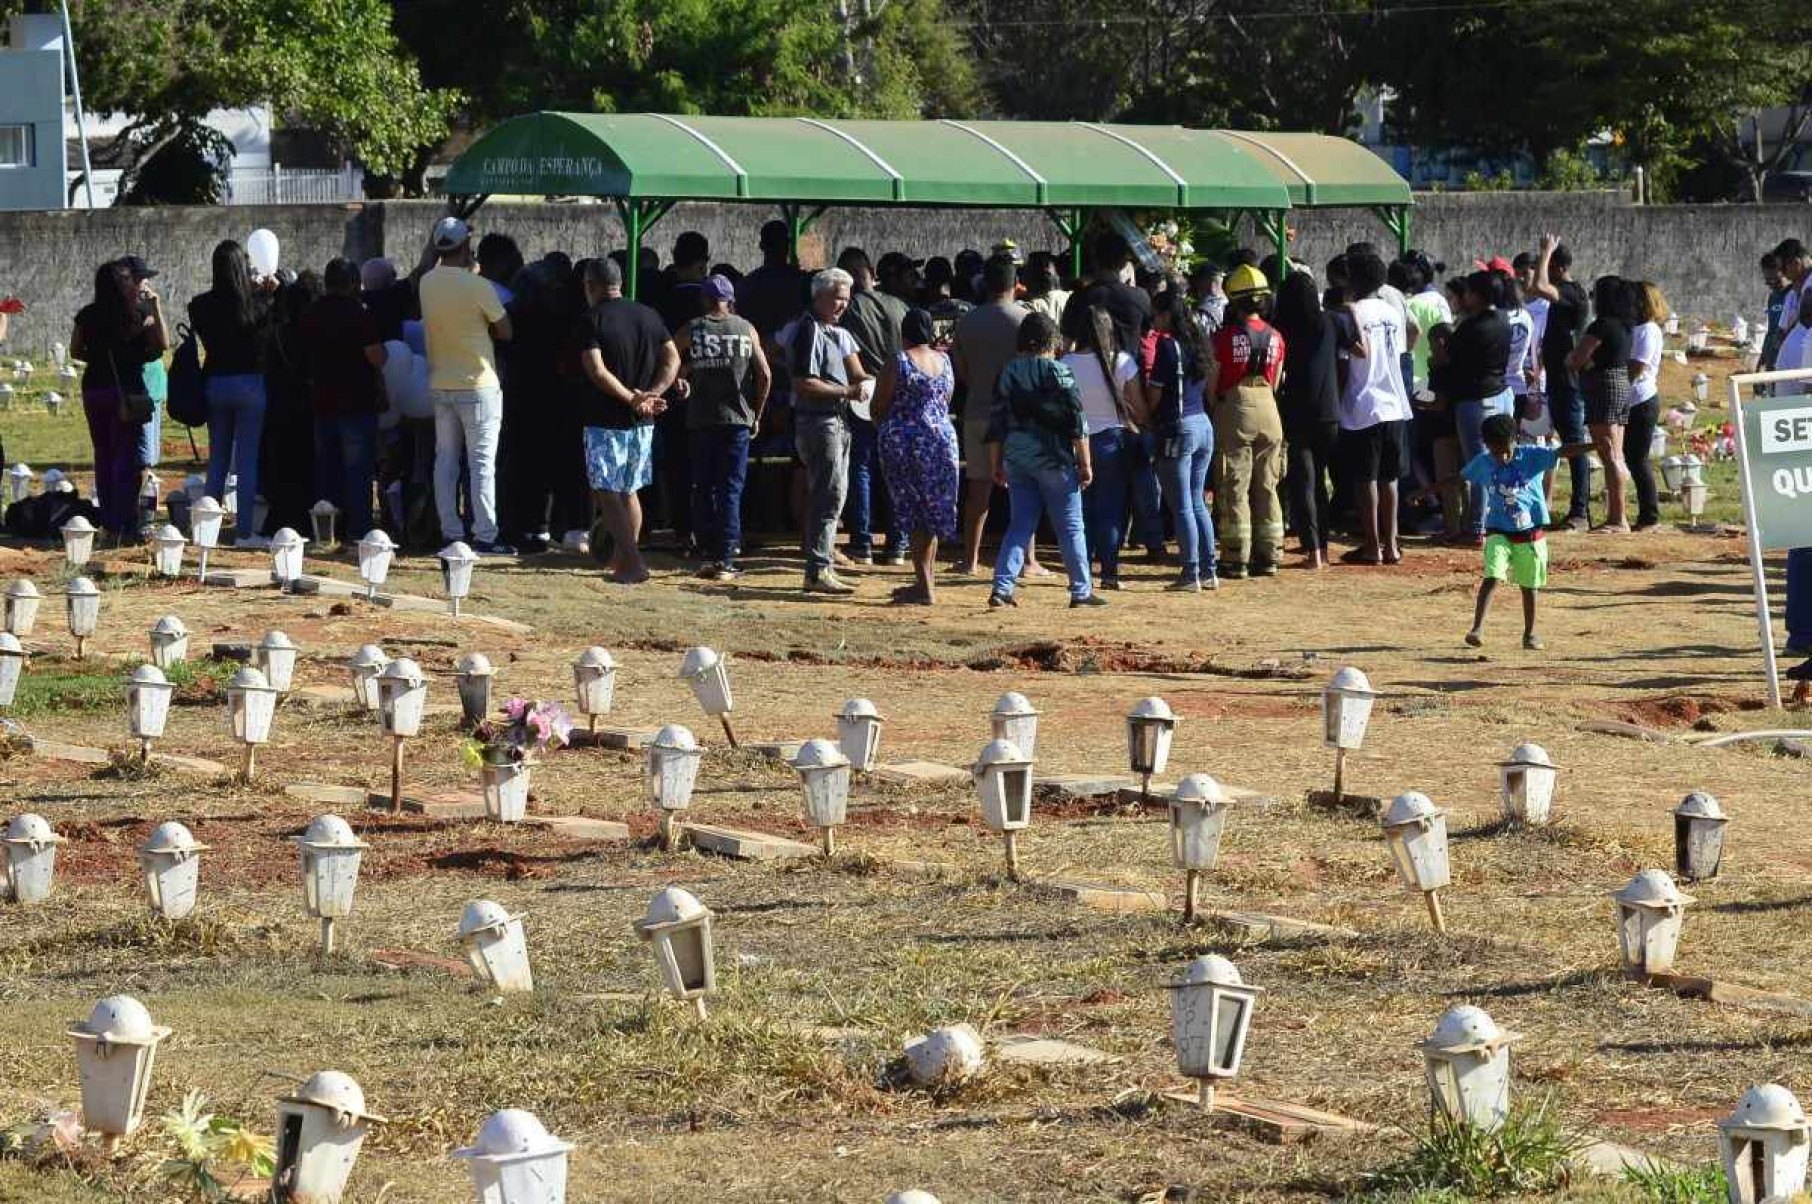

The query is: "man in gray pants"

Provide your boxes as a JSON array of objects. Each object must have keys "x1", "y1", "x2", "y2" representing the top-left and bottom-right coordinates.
[{"x1": 776, "y1": 268, "x2": 870, "y2": 595}]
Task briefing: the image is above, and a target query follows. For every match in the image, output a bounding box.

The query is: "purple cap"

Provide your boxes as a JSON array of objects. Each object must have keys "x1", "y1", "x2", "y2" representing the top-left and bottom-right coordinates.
[{"x1": 702, "y1": 274, "x2": 735, "y2": 303}]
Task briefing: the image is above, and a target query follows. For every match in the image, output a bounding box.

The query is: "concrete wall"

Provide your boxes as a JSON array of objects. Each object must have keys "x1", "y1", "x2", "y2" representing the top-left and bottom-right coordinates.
[
  {"x1": 0, "y1": 48, "x2": 67, "y2": 213},
  {"x1": 1, "y1": 193, "x2": 1808, "y2": 352}
]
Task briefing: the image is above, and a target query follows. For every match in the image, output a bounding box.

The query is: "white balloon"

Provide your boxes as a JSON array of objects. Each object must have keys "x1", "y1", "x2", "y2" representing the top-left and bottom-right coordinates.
[
  {"x1": 380, "y1": 339, "x2": 432, "y2": 421},
  {"x1": 246, "y1": 228, "x2": 280, "y2": 277}
]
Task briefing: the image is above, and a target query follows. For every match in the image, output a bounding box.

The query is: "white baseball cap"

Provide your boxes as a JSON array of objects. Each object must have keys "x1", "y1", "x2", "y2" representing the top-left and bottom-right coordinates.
[{"x1": 431, "y1": 216, "x2": 471, "y2": 252}]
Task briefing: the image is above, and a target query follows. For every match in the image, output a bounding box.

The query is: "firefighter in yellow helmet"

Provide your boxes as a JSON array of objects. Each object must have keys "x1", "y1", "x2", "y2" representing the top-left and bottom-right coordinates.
[{"x1": 1207, "y1": 265, "x2": 1288, "y2": 576}]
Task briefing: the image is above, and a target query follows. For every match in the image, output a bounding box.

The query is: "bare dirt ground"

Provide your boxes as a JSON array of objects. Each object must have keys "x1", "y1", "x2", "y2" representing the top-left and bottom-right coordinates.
[{"x1": 0, "y1": 508, "x2": 1805, "y2": 1203}]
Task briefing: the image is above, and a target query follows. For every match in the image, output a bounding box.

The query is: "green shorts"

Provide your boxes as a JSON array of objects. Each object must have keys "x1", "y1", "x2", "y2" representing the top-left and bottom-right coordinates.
[{"x1": 1483, "y1": 533, "x2": 1548, "y2": 590}]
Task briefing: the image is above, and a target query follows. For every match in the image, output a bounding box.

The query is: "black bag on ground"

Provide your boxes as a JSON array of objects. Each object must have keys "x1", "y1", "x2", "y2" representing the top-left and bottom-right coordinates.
[{"x1": 6, "y1": 491, "x2": 100, "y2": 539}]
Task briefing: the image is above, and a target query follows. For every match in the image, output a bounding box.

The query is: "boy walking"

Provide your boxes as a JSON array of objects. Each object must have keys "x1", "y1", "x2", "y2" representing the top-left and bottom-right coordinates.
[{"x1": 1460, "y1": 414, "x2": 1586, "y2": 650}]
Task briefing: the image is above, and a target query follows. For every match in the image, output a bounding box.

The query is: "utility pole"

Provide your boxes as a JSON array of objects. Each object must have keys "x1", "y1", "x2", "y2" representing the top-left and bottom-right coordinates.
[{"x1": 57, "y1": 0, "x2": 96, "y2": 209}]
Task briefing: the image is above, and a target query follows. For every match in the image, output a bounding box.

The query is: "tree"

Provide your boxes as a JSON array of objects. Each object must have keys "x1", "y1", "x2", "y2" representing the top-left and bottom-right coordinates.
[{"x1": 0, "y1": 0, "x2": 456, "y2": 200}]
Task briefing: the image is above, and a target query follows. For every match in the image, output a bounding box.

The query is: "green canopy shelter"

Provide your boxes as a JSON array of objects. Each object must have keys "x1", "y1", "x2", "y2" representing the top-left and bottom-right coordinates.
[{"x1": 443, "y1": 112, "x2": 1411, "y2": 298}]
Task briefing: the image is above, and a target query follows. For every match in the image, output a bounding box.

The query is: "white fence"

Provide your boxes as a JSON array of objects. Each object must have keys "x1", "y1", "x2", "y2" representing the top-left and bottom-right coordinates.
[{"x1": 224, "y1": 164, "x2": 363, "y2": 205}]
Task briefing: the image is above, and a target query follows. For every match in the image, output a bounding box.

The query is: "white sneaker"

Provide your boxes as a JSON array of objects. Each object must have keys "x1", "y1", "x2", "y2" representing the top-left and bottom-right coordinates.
[{"x1": 234, "y1": 534, "x2": 270, "y2": 550}]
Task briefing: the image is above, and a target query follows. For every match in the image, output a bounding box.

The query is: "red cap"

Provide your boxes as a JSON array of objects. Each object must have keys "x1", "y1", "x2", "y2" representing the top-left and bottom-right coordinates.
[{"x1": 1474, "y1": 256, "x2": 1514, "y2": 275}]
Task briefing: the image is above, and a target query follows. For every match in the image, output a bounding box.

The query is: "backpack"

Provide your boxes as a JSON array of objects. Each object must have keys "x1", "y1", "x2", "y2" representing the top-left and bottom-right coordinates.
[
  {"x1": 165, "y1": 322, "x2": 207, "y2": 427},
  {"x1": 6, "y1": 491, "x2": 100, "y2": 539}
]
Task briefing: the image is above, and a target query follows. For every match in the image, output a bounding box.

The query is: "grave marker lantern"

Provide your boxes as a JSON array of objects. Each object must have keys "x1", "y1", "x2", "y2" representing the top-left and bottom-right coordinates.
[
  {"x1": 792, "y1": 737, "x2": 852, "y2": 856},
  {"x1": 634, "y1": 886, "x2": 716, "y2": 1018},
  {"x1": 126, "y1": 664, "x2": 173, "y2": 759},
  {"x1": 138, "y1": 820, "x2": 206, "y2": 921},
  {"x1": 225, "y1": 666, "x2": 277, "y2": 781},
  {"x1": 3, "y1": 812, "x2": 65, "y2": 903},
  {"x1": 255, "y1": 629, "x2": 300, "y2": 694},
  {"x1": 1660, "y1": 454, "x2": 1685, "y2": 494},
  {"x1": 1719, "y1": 1084, "x2": 1811, "y2": 1204},
  {"x1": 1498, "y1": 742, "x2": 1558, "y2": 826},
  {"x1": 68, "y1": 995, "x2": 170, "y2": 1149},
  {"x1": 189, "y1": 497, "x2": 224, "y2": 582},
  {"x1": 150, "y1": 523, "x2": 186, "y2": 578},
  {"x1": 453, "y1": 1109, "x2": 574, "y2": 1204},
  {"x1": 904, "y1": 1024, "x2": 985, "y2": 1088},
  {"x1": 1170, "y1": 772, "x2": 1231, "y2": 921},
  {"x1": 885, "y1": 1194, "x2": 941, "y2": 1204},
  {"x1": 60, "y1": 514, "x2": 96, "y2": 569},
  {"x1": 1674, "y1": 791, "x2": 1728, "y2": 882},
  {"x1": 347, "y1": 645, "x2": 387, "y2": 713},
  {"x1": 1168, "y1": 953, "x2": 1260, "y2": 1111},
  {"x1": 455, "y1": 652, "x2": 495, "y2": 728},
  {"x1": 974, "y1": 738, "x2": 1033, "y2": 881},
  {"x1": 679, "y1": 646, "x2": 737, "y2": 746},
  {"x1": 355, "y1": 529, "x2": 396, "y2": 600},
  {"x1": 271, "y1": 1070, "x2": 383, "y2": 1204},
  {"x1": 0, "y1": 631, "x2": 22, "y2": 709},
  {"x1": 148, "y1": 614, "x2": 188, "y2": 669},
  {"x1": 1613, "y1": 868, "x2": 1692, "y2": 979},
  {"x1": 480, "y1": 755, "x2": 531, "y2": 824},
  {"x1": 377, "y1": 658, "x2": 427, "y2": 811},
  {"x1": 456, "y1": 900, "x2": 534, "y2": 993},
  {"x1": 438, "y1": 541, "x2": 479, "y2": 616},
  {"x1": 647, "y1": 724, "x2": 702, "y2": 851},
  {"x1": 835, "y1": 697, "x2": 884, "y2": 771},
  {"x1": 183, "y1": 474, "x2": 206, "y2": 509},
  {"x1": 309, "y1": 499, "x2": 339, "y2": 549},
  {"x1": 989, "y1": 691, "x2": 1040, "y2": 757},
  {"x1": 1125, "y1": 696, "x2": 1177, "y2": 799},
  {"x1": 1323, "y1": 666, "x2": 1379, "y2": 801},
  {"x1": 270, "y1": 527, "x2": 307, "y2": 590},
  {"x1": 296, "y1": 814, "x2": 368, "y2": 956},
  {"x1": 1382, "y1": 791, "x2": 1452, "y2": 934},
  {"x1": 1423, "y1": 1004, "x2": 1519, "y2": 1132},
  {"x1": 65, "y1": 575, "x2": 99, "y2": 659},
  {"x1": 1692, "y1": 370, "x2": 1710, "y2": 402},
  {"x1": 7, "y1": 462, "x2": 32, "y2": 503},
  {"x1": 5, "y1": 578, "x2": 40, "y2": 636},
  {"x1": 571, "y1": 647, "x2": 615, "y2": 733}
]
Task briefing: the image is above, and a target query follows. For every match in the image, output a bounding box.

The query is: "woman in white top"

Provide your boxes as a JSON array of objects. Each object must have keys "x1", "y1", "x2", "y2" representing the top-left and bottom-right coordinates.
[
  {"x1": 1624, "y1": 281, "x2": 1667, "y2": 529},
  {"x1": 1500, "y1": 275, "x2": 1538, "y2": 409},
  {"x1": 1061, "y1": 306, "x2": 1147, "y2": 588}
]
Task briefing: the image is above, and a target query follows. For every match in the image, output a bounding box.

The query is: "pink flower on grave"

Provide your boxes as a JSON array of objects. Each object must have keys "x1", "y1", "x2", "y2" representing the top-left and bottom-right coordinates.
[{"x1": 502, "y1": 697, "x2": 529, "y2": 722}]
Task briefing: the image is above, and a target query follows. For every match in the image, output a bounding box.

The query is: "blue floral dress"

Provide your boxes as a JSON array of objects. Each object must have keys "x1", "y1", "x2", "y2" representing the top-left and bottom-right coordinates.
[{"x1": 878, "y1": 350, "x2": 960, "y2": 542}]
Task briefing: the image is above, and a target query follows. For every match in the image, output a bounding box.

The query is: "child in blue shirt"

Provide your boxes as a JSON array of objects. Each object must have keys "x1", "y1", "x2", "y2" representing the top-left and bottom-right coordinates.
[{"x1": 1460, "y1": 413, "x2": 1588, "y2": 650}]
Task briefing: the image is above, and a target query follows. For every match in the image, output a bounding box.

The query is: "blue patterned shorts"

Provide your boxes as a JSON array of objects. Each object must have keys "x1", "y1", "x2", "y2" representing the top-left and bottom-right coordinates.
[{"x1": 584, "y1": 425, "x2": 656, "y2": 494}]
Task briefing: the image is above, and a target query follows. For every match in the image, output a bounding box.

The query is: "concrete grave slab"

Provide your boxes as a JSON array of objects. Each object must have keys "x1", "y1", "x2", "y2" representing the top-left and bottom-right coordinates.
[
  {"x1": 681, "y1": 822, "x2": 818, "y2": 861},
  {"x1": 883, "y1": 858, "x2": 953, "y2": 881},
  {"x1": 290, "y1": 685, "x2": 357, "y2": 706},
  {"x1": 1205, "y1": 910, "x2": 1358, "y2": 940},
  {"x1": 401, "y1": 790, "x2": 489, "y2": 820},
  {"x1": 370, "y1": 948, "x2": 472, "y2": 977},
  {"x1": 1124, "y1": 780, "x2": 1278, "y2": 810},
  {"x1": 29, "y1": 737, "x2": 227, "y2": 778},
  {"x1": 1161, "y1": 1091, "x2": 1375, "y2": 1143},
  {"x1": 202, "y1": 567, "x2": 276, "y2": 589},
  {"x1": 1305, "y1": 790, "x2": 1386, "y2": 819},
  {"x1": 1574, "y1": 1138, "x2": 1679, "y2": 1178},
  {"x1": 872, "y1": 759, "x2": 971, "y2": 785},
  {"x1": 584, "y1": 726, "x2": 658, "y2": 750},
  {"x1": 286, "y1": 782, "x2": 370, "y2": 807},
  {"x1": 994, "y1": 1035, "x2": 1117, "y2": 1066},
  {"x1": 1035, "y1": 879, "x2": 1170, "y2": 913},
  {"x1": 1645, "y1": 970, "x2": 1812, "y2": 1018},
  {"x1": 748, "y1": 739, "x2": 805, "y2": 762},
  {"x1": 522, "y1": 815, "x2": 631, "y2": 841}
]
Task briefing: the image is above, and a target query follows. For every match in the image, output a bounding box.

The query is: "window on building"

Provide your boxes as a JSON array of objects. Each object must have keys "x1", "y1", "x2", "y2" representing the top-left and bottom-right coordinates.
[{"x1": 0, "y1": 125, "x2": 35, "y2": 169}]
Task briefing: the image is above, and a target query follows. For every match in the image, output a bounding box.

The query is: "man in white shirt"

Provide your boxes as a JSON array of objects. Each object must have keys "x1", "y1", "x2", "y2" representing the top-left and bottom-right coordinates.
[
  {"x1": 418, "y1": 216, "x2": 514, "y2": 554},
  {"x1": 1336, "y1": 249, "x2": 1413, "y2": 566}
]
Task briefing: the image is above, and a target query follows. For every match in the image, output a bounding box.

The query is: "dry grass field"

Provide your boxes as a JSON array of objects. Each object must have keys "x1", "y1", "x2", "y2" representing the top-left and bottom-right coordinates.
[{"x1": 0, "y1": 346, "x2": 1804, "y2": 1203}]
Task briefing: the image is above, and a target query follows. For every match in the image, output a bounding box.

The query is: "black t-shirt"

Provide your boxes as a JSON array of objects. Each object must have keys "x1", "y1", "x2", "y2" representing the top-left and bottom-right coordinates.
[
  {"x1": 657, "y1": 279, "x2": 706, "y2": 333},
  {"x1": 1585, "y1": 316, "x2": 1631, "y2": 374},
  {"x1": 74, "y1": 302, "x2": 159, "y2": 393},
  {"x1": 573, "y1": 297, "x2": 671, "y2": 429},
  {"x1": 299, "y1": 294, "x2": 383, "y2": 417},
  {"x1": 1060, "y1": 280, "x2": 1152, "y2": 357},
  {"x1": 188, "y1": 289, "x2": 272, "y2": 376},
  {"x1": 1540, "y1": 280, "x2": 1589, "y2": 382},
  {"x1": 734, "y1": 265, "x2": 809, "y2": 341},
  {"x1": 1447, "y1": 308, "x2": 1510, "y2": 401},
  {"x1": 1278, "y1": 311, "x2": 1339, "y2": 427},
  {"x1": 362, "y1": 282, "x2": 417, "y2": 345}
]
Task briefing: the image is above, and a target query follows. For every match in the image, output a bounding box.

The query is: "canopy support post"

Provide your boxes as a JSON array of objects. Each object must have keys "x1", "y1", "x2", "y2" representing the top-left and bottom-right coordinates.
[
  {"x1": 1046, "y1": 207, "x2": 1086, "y2": 281},
  {"x1": 780, "y1": 203, "x2": 830, "y2": 267},
  {"x1": 1374, "y1": 205, "x2": 1411, "y2": 256},
  {"x1": 614, "y1": 199, "x2": 675, "y2": 300},
  {"x1": 1256, "y1": 209, "x2": 1290, "y2": 279}
]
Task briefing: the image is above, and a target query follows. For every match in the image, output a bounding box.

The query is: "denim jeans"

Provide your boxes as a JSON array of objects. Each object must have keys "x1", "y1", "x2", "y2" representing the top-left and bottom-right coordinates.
[
  {"x1": 689, "y1": 424, "x2": 751, "y2": 565},
  {"x1": 1084, "y1": 427, "x2": 1131, "y2": 579},
  {"x1": 1127, "y1": 429, "x2": 1166, "y2": 552},
  {"x1": 204, "y1": 373, "x2": 267, "y2": 540},
  {"x1": 138, "y1": 359, "x2": 167, "y2": 469},
  {"x1": 992, "y1": 461, "x2": 1091, "y2": 602},
  {"x1": 1548, "y1": 380, "x2": 1590, "y2": 519},
  {"x1": 1155, "y1": 412, "x2": 1217, "y2": 581},
  {"x1": 1455, "y1": 388, "x2": 1514, "y2": 537},
  {"x1": 796, "y1": 410, "x2": 851, "y2": 576},
  {"x1": 315, "y1": 413, "x2": 379, "y2": 539},
  {"x1": 432, "y1": 386, "x2": 502, "y2": 544},
  {"x1": 845, "y1": 414, "x2": 901, "y2": 558},
  {"x1": 1788, "y1": 548, "x2": 1812, "y2": 651}
]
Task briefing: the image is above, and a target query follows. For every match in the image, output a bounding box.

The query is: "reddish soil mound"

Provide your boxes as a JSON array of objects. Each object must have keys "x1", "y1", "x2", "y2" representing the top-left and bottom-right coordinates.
[{"x1": 1613, "y1": 692, "x2": 1763, "y2": 729}]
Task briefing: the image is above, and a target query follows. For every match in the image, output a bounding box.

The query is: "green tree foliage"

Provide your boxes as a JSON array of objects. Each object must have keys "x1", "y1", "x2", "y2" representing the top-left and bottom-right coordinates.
[{"x1": 394, "y1": 0, "x2": 978, "y2": 126}]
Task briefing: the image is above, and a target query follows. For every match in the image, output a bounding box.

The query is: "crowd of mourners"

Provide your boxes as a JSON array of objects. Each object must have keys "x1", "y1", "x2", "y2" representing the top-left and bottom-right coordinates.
[{"x1": 40, "y1": 217, "x2": 1812, "y2": 623}]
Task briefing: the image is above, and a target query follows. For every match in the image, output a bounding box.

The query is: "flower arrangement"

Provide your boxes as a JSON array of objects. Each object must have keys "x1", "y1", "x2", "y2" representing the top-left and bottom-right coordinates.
[{"x1": 462, "y1": 697, "x2": 573, "y2": 769}]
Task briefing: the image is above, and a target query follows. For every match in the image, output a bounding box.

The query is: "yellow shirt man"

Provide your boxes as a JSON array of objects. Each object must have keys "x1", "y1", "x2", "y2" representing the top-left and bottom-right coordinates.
[{"x1": 419, "y1": 264, "x2": 506, "y2": 392}]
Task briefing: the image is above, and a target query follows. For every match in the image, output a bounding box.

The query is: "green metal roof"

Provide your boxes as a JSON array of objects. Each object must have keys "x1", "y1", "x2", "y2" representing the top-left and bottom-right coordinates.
[{"x1": 444, "y1": 113, "x2": 1409, "y2": 212}]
